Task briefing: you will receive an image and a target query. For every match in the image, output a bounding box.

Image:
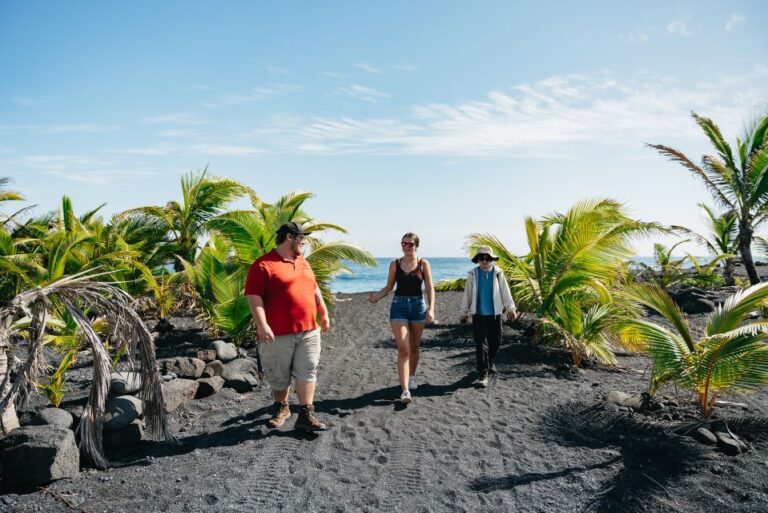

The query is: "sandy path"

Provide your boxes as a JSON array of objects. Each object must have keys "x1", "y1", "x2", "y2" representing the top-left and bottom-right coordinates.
[{"x1": 5, "y1": 292, "x2": 768, "y2": 512}]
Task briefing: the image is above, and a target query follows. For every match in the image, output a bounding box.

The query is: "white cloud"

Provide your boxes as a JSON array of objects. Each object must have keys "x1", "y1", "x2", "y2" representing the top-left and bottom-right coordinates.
[
  {"x1": 255, "y1": 67, "x2": 768, "y2": 157},
  {"x1": 186, "y1": 83, "x2": 212, "y2": 91},
  {"x1": 321, "y1": 71, "x2": 346, "y2": 79},
  {"x1": 337, "y1": 84, "x2": 391, "y2": 102},
  {"x1": 115, "y1": 142, "x2": 260, "y2": 156},
  {"x1": 2, "y1": 154, "x2": 157, "y2": 186},
  {"x1": 203, "y1": 84, "x2": 302, "y2": 107},
  {"x1": 667, "y1": 20, "x2": 693, "y2": 37},
  {"x1": 725, "y1": 13, "x2": 745, "y2": 31},
  {"x1": 144, "y1": 112, "x2": 207, "y2": 125},
  {"x1": 11, "y1": 95, "x2": 55, "y2": 107},
  {"x1": 0, "y1": 124, "x2": 119, "y2": 134},
  {"x1": 620, "y1": 30, "x2": 649, "y2": 46},
  {"x1": 266, "y1": 65, "x2": 289, "y2": 76},
  {"x1": 45, "y1": 169, "x2": 157, "y2": 185},
  {"x1": 353, "y1": 62, "x2": 383, "y2": 74}
]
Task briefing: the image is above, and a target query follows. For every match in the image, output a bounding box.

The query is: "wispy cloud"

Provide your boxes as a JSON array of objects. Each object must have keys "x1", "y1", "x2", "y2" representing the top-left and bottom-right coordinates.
[
  {"x1": 353, "y1": 62, "x2": 383, "y2": 74},
  {"x1": 337, "y1": 84, "x2": 391, "y2": 102},
  {"x1": 44, "y1": 169, "x2": 157, "y2": 185},
  {"x1": 620, "y1": 30, "x2": 649, "y2": 46},
  {"x1": 186, "y1": 83, "x2": 212, "y2": 91},
  {"x1": 115, "y1": 142, "x2": 260, "y2": 156},
  {"x1": 0, "y1": 124, "x2": 119, "y2": 134},
  {"x1": 11, "y1": 95, "x2": 55, "y2": 107},
  {"x1": 266, "y1": 65, "x2": 289, "y2": 76},
  {"x1": 667, "y1": 20, "x2": 693, "y2": 37},
  {"x1": 144, "y1": 112, "x2": 207, "y2": 125},
  {"x1": 203, "y1": 83, "x2": 302, "y2": 107},
  {"x1": 392, "y1": 63, "x2": 418, "y2": 71},
  {"x1": 256, "y1": 67, "x2": 768, "y2": 157},
  {"x1": 725, "y1": 13, "x2": 745, "y2": 31},
  {"x1": 2, "y1": 154, "x2": 156, "y2": 186}
]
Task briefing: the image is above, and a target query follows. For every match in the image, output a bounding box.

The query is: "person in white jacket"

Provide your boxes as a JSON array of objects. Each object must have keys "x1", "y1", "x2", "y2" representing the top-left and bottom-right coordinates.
[{"x1": 459, "y1": 245, "x2": 517, "y2": 387}]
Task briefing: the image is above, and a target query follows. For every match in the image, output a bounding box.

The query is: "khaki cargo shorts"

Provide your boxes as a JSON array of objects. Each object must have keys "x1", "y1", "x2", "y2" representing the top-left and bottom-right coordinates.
[{"x1": 260, "y1": 328, "x2": 321, "y2": 391}]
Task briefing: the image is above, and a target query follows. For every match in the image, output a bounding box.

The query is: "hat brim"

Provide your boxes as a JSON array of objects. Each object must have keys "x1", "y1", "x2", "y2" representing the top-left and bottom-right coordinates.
[{"x1": 471, "y1": 254, "x2": 499, "y2": 263}]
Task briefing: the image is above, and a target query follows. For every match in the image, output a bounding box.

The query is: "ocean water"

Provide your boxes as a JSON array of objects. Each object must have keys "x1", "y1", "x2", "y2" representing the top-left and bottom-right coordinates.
[
  {"x1": 332, "y1": 257, "x2": 475, "y2": 293},
  {"x1": 330, "y1": 256, "x2": 694, "y2": 293}
]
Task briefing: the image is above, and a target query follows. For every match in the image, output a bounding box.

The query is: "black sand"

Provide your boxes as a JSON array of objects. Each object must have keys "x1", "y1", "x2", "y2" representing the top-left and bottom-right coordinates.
[{"x1": 4, "y1": 291, "x2": 768, "y2": 512}]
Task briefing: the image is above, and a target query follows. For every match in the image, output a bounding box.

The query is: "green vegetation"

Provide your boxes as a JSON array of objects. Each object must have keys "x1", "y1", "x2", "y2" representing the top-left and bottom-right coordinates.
[
  {"x1": 623, "y1": 283, "x2": 768, "y2": 418},
  {"x1": 671, "y1": 203, "x2": 738, "y2": 285},
  {"x1": 649, "y1": 111, "x2": 768, "y2": 285},
  {"x1": 468, "y1": 199, "x2": 661, "y2": 366}
]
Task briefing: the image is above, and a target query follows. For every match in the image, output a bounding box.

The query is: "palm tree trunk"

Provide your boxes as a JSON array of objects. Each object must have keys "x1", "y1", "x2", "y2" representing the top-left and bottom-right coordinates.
[
  {"x1": 739, "y1": 221, "x2": 761, "y2": 285},
  {"x1": 724, "y1": 257, "x2": 735, "y2": 286},
  {"x1": 0, "y1": 335, "x2": 20, "y2": 435}
]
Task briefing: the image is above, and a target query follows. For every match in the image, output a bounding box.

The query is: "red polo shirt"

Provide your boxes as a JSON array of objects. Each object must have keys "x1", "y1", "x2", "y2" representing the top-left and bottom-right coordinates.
[{"x1": 244, "y1": 249, "x2": 319, "y2": 336}]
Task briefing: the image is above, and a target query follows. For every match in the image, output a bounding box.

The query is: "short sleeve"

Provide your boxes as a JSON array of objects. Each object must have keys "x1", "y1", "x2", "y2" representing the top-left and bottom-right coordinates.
[{"x1": 244, "y1": 261, "x2": 269, "y2": 296}]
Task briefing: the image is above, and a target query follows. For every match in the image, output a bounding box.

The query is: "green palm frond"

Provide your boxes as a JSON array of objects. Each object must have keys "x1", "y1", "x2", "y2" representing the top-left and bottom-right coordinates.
[
  {"x1": 706, "y1": 281, "x2": 768, "y2": 335},
  {"x1": 435, "y1": 278, "x2": 466, "y2": 292}
]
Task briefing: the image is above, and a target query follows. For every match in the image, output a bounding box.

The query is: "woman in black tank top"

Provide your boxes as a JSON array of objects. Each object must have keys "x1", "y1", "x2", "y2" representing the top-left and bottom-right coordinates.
[{"x1": 369, "y1": 232, "x2": 436, "y2": 404}]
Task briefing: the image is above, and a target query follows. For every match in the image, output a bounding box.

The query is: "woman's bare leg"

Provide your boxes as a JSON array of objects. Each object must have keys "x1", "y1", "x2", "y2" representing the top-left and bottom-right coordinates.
[
  {"x1": 392, "y1": 321, "x2": 411, "y2": 391},
  {"x1": 408, "y1": 322, "x2": 425, "y2": 376}
]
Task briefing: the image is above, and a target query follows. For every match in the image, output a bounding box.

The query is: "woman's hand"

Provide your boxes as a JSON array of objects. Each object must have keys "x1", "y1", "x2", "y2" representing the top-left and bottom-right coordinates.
[
  {"x1": 459, "y1": 314, "x2": 468, "y2": 325},
  {"x1": 368, "y1": 292, "x2": 378, "y2": 304},
  {"x1": 426, "y1": 309, "x2": 435, "y2": 324}
]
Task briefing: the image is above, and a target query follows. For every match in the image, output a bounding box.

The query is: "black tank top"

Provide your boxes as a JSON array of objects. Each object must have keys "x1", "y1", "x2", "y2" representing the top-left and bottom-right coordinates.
[{"x1": 394, "y1": 258, "x2": 424, "y2": 297}]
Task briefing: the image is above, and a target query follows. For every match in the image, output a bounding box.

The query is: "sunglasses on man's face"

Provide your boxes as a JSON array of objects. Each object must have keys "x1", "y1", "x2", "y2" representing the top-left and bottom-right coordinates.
[
  {"x1": 477, "y1": 255, "x2": 494, "y2": 262},
  {"x1": 401, "y1": 241, "x2": 416, "y2": 248}
]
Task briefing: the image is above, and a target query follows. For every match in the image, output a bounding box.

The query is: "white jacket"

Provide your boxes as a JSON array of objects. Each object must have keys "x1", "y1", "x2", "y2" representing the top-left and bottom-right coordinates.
[{"x1": 460, "y1": 266, "x2": 516, "y2": 316}]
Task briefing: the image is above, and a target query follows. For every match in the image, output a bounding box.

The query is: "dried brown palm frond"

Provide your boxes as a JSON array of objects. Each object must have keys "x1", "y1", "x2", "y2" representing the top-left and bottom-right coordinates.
[{"x1": 0, "y1": 270, "x2": 174, "y2": 468}]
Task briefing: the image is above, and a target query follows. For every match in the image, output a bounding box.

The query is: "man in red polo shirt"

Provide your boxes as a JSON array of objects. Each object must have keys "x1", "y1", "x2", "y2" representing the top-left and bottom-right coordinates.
[{"x1": 245, "y1": 222, "x2": 331, "y2": 431}]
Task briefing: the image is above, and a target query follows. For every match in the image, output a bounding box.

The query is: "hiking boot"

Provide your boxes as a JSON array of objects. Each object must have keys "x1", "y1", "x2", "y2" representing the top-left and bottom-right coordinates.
[
  {"x1": 400, "y1": 389, "x2": 413, "y2": 404},
  {"x1": 266, "y1": 401, "x2": 291, "y2": 428},
  {"x1": 294, "y1": 405, "x2": 328, "y2": 432},
  {"x1": 408, "y1": 375, "x2": 418, "y2": 391},
  {"x1": 477, "y1": 374, "x2": 489, "y2": 388}
]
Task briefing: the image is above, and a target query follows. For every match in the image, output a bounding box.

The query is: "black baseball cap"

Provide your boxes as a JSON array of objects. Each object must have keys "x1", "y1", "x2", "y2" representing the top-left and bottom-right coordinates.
[{"x1": 276, "y1": 222, "x2": 310, "y2": 236}]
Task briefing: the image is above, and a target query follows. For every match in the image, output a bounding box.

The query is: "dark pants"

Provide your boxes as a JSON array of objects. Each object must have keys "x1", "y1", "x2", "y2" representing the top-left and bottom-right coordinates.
[{"x1": 472, "y1": 314, "x2": 502, "y2": 376}]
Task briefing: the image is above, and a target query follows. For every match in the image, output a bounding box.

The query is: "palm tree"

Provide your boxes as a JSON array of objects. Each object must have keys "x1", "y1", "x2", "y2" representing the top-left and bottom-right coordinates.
[
  {"x1": 632, "y1": 241, "x2": 690, "y2": 287},
  {"x1": 469, "y1": 199, "x2": 660, "y2": 366},
  {"x1": 0, "y1": 177, "x2": 31, "y2": 229},
  {"x1": 623, "y1": 282, "x2": 768, "y2": 418},
  {"x1": 187, "y1": 191, "x2": 376, "y2": 344},
  {"x1": 0, "y1": 177, "x2": 22, "y2": 204},
  {"x1": 0, "y1": 273, "x2": 174, "y2": 467},
  {"x1": 119, "y1": 168, "x2": 254, "y2": 271},
  {"x1": 648, "y1": 112, "x2": 768, "y2": 285},
  {"x1": 671, "y1": 203, "x2": 738, "y2": 285}
]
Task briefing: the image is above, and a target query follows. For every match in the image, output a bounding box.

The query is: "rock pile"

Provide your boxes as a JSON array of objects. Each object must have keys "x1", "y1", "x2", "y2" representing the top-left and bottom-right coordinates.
[
  {"x1": 606, "y1": 390, "x2": 752, "y2": 456},
  {"x1": 0, "y1": 339, "x2": 261, "y2": 491}
]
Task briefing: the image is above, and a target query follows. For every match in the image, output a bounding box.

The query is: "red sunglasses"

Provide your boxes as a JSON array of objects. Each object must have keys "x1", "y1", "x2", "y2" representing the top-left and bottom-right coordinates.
[{"x1": 401, "y1": 241, "x2": 416, "y2": 248}]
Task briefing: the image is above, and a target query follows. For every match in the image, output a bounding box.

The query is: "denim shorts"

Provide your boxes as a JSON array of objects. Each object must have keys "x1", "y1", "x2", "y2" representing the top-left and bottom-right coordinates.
[{"x1": 390, "y1": 295, "x2": 427, "y2": 323}]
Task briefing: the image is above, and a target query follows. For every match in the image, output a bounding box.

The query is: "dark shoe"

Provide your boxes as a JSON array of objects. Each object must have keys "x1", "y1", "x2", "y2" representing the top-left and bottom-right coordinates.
[
  {"x1": 294, "y1": 405, "x2": 328, "y2": 432},
  {"x1": 266, "y1": 401, "x2": 291, "y2": 428}
]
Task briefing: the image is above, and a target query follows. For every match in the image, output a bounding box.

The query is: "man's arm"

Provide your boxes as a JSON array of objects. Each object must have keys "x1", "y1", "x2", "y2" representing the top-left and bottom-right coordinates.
[
  {"x1": 315, "y1": 286, "x2": 330, "y2": 332},
  {"x1": 247, "y1": 294, "x2": 275, "y2": 342}
]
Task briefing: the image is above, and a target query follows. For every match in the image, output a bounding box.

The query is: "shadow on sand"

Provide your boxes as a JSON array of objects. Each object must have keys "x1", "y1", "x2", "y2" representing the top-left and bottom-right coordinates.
[{"x1": 471, "y1": 400, "x2": 706, "y2": 513}]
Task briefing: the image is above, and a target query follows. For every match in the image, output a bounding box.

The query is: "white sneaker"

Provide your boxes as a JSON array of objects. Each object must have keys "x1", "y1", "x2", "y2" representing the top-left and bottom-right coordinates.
[
  {"x1": 408, "y1": 376, "x2": 418, "y2": 391},
  {"x1": 400, "y1": 389, "x2": 412, "y2": 404}
]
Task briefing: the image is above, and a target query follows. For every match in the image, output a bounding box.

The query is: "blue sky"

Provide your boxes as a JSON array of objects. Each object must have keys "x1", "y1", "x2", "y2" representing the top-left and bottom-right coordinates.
[{"x1": 1, "y1": 1, "x2": 767, "y2": 256}]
